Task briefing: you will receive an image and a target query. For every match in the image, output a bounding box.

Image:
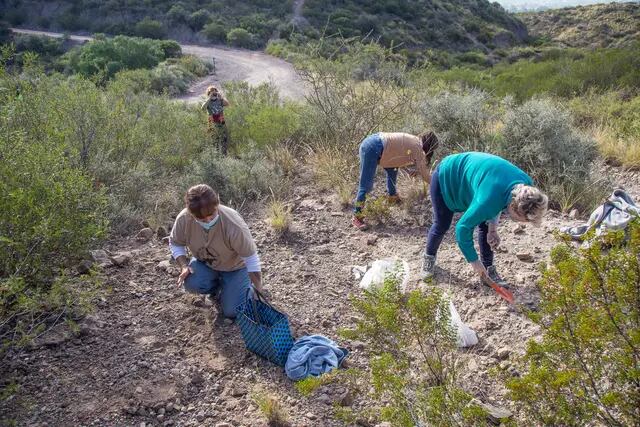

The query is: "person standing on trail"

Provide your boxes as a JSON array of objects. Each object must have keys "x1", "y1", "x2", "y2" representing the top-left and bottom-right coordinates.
[
  {"x1": 201, "y1": 85, "x2": 230, "y2": 155},
  {"x1": 422, "y1": 152, "x2": 548, "y2": 288},
  {"x1": 352, "y1": 131, "x2": 439, "y2": 230},
  {"x1": 169, "y1": 184, "x2": 261, "y2": 318}
]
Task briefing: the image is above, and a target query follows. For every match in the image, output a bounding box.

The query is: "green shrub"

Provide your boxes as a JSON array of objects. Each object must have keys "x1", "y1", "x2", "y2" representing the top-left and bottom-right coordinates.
[
  {"x1": 500, "y1": 98, "x2": 601, "y2": 211},
  {"x1": 202, "y1": 22, "x2": 228, "y2": 43},
  {"x1": 188, "y1": 9, "x2": 211, "y2": 31},
  {"x1": 158, "y1": 40, "x2": 182, "y2": 58},
  {"x1": 421, "y1": 89, "x2": 495, "y2": 153},
  {"x1": 185, "y1": 149, "x2": 282, "y2": 206},
  {"x1": 227, "y1": 28, "x2": 255, "y2": 48},
  {"x1": 222, "y1": 81, "x2": 301, "y2": 150},
  {"x1": 64, "y1": 35, "x2": 166, "y2": 82},
  {"x1": 507, "y1": 222, "x2": 640, "y2": 426},
  {"x1": 134, "y1": 17, "x2": 167, "y2": 39},
  {"x1": 341, "y1": 273, "x2": 489, "y2": 426},
  {"x1": 0, "y1": 130, "x2": 107, "y2": 356}
]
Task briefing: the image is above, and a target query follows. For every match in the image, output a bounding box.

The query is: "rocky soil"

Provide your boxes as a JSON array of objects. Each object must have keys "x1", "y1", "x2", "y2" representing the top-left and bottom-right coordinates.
[{"x1": 3, "y1": 169, "x2": 640, "y2": 427}]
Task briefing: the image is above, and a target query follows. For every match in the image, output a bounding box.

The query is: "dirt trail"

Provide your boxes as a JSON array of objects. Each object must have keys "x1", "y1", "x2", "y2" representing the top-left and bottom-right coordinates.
[
  {"x1": 10, "y1": 28, "x2": 306, "y2": 103},
  {"x1": 7, "y1": 168, "x2": 638, "y2": 426}
]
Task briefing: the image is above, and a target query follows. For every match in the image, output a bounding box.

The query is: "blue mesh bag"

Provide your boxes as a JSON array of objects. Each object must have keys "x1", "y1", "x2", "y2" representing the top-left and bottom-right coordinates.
[{"x1": 236, "y1": 288, "x2": 294, "y2": 366}]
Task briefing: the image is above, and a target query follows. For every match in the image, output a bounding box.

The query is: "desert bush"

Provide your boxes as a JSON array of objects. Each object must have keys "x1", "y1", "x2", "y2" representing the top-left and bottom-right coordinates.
[
  {"x1": 185, "y1": 149, "x2": 282, "y2": 207},
  {"x1": 135, "y1": 18, "x2": 167, "y2": 39},
  {"x1": 201, "y1": 22, "x2": 228, "y2": 43},
  {"x1": 296, "y1": 39, "x2": 413, "y2": 149},
  {"x1": 341, "y1": 273, "x2": 488, "y2": 426},
  {"x1": 188, "y1": 10, "x2": 211, "y2": 32},
  {"x1": 227, "y1": 28, "x2": 255, "y2": 48},
  {"x1": 500, "y1": 98, "x2": 601, "y2": 211},
  {"x1": 362, "y1": 197, "x2": 392, "y2": 224},
  {"x1": 0, "y1": 129, "x2": 107, "y2": 357},
  {"x1": 421, "y1": 89, "x2": 496, "y2": 153},
  {"x1": 265, "y1": 143, "x2": 298, "y2": 177},
  {"x1": 253, "y1": 391, "x2": 291, "y2": 427},
  {"x1": 507, "y1": 222, "x2": 640, "y2": 426},
  {"x1": 266, "y1": 199, "x2": 292, "y2": 236},
  {"x1": 63, "y1": 35, "x2": 166, "y2": 82},
  {"x1": 222, "y1": 81, "x2": 302, "y2": 151}
]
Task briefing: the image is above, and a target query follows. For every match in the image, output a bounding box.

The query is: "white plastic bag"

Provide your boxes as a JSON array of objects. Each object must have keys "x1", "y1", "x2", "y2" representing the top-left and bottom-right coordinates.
[
  {"x1": 359, "y1": 257, "x2": 410, "y2": 292},
  {"x1": 449, "y1": 300, "x2": 478, "y2": 348}
]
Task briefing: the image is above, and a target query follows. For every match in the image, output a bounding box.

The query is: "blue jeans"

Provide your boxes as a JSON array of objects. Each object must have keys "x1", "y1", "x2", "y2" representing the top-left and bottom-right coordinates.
[
  {"x1": 184, "y1": 258, "x2": 252, "y2": 318},
  {"x1": 425, "y1": 168, "x2": 494, "y2": 268},
  {"x1": 354, "y1": 133, "x2": 399, "y2": 215}
]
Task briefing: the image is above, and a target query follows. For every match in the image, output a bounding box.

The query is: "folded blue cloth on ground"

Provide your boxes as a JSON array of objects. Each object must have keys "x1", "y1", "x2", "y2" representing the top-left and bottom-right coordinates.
[{"x1": 285, "y1": 335, "x2": 348, "y2": 381}]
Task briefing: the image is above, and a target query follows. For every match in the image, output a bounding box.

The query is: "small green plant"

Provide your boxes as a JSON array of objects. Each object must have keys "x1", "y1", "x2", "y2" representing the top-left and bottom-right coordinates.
[
  {"x1": 506, "y1": 221, "x2": 640, "y2": 426},
  {"x1": 266, "y1": 199, "x2": 292, "y2": 236},
  {"x1": 294, "y1": 375, "x2": 328, "y2": 397},
  {"x1": 362, "y1": 197, "x2": 392, "y2": 224},
  {"x1": 340, "y1": 273, "x2": 489, "y2": 427},
  {"x1": 253, "y1": 390, "x2": 291, "y2": 427}
]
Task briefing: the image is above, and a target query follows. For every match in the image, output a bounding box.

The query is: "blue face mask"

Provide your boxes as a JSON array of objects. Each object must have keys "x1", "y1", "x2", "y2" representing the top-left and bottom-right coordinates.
[{"x1": 196, "y1": 215, "x2": 220, "y2": 230}]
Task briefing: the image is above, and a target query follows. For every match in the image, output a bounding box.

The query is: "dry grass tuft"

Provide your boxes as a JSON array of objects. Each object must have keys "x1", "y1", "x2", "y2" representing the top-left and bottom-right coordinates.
[
  {"x1": 308, "y1": 146, "x2": 357, "y2": 207},
  {"x1": 267, "y1": 199, "x2": 292, "y2": 235},
  {"x1": 592, "y1": 125, "x2": 640, "y2": 170},
  {"x1": 266, "y1": 144, "x2": 298, "y2": 177},
  {"x1": 253, "y1": 391, "x2": 291, "y2": 427},
  {"x1": 398, "y1": 171, "x2": 429, "y2": 213}
]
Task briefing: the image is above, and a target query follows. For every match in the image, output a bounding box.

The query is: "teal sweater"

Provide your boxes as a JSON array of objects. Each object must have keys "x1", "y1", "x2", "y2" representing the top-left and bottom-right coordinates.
[{"x1": 438, "y1": 152, "x2": 533, "y2": 262}]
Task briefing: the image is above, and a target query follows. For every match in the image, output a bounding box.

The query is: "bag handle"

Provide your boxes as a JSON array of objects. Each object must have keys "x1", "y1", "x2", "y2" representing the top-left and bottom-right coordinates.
[{"x1": 244, "y1": 285, "x2": 279, "y2": 326}]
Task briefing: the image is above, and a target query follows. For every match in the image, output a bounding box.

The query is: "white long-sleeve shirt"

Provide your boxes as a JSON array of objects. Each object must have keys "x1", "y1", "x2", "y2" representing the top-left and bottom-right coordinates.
[{"x1": 169, "y1": 241, "x2": 261, "y2": 273}]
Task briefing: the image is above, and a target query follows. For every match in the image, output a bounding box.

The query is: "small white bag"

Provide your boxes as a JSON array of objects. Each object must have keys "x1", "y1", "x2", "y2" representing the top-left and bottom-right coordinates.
[{"x1": 358, "y1": 257, "x2": 410, "y2": 293}]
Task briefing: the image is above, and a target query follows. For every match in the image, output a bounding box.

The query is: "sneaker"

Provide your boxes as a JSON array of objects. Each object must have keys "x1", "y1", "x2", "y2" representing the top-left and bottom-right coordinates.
[
  {"x1": 486, "y1": 265, "x2": 510, "y2": 289},
  {"x1": 352, "y1": 216, "x2": 369, "y2": 231},
  {"x1": 387, "y1": 195, "x2": 402, "y2": 205},
  {"x1": 421, "y1": 254, "x2": 437, "y2": 279}
]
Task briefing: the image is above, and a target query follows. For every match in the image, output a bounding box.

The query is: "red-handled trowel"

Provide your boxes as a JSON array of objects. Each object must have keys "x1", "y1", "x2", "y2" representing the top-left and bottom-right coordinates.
[{"x1": 481, "y1": 274, "x2": 515, "y2": 304}]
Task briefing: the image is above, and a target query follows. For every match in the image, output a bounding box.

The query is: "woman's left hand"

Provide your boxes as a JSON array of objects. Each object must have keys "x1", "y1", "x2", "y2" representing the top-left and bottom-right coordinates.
[{"x1": 487, "y1": 229, "x2": 501, "y2": 250}]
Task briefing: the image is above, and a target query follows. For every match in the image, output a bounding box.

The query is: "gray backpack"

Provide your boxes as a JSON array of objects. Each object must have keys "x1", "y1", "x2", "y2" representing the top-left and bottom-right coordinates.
[{"x1": 561, "y1": 189, "x2": 640, "y2": 240}]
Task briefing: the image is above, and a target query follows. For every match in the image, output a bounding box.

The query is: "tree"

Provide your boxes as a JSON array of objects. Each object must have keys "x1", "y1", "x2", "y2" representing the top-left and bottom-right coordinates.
[
  {"x1": 188, "y1": 9, "x2": 211, "y2": 31},
  {"x1": 134, "y1": 17, "x2": 167, "y2": 39},
  {"x1": 227, "y1": 28, "x2": 255, "y2": 49},
  {"x1": 201, "y1": 22, "x2": 227, "y2": 43}
]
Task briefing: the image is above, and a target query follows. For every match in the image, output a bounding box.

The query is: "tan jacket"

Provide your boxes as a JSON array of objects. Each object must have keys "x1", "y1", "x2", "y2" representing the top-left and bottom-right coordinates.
[
  {"x1": 379, "y1": 132, "x2": 430, "y2": 183},
  {"x1": 169, "y1": 205, "x2": 257, "y2": 271}
]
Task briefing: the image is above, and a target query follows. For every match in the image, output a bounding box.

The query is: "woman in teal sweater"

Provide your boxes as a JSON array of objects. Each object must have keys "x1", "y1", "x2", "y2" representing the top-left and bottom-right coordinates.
[{"x1": 422, "y1": 152, "x2": 548, "y2": 286}]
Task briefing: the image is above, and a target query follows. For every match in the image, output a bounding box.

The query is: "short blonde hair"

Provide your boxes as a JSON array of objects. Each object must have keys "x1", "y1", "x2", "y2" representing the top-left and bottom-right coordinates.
[
  {"x1": 511, "y1": 185, "x2": 548, "y2": 226},
  {"x1": 205, "y1": 86, "x2": 218, "y2": 96}
]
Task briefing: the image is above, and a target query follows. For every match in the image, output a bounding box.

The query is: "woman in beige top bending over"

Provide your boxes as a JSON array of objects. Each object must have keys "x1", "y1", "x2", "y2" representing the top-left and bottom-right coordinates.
[{"x1": 352, "y1": 132, "x2": 439, "y2": 230}]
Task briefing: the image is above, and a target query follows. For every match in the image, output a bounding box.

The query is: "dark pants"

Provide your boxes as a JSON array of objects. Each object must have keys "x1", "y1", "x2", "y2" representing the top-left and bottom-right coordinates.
[{"x1": 425, "y1": 168, "x2": 494, "y2": 268}]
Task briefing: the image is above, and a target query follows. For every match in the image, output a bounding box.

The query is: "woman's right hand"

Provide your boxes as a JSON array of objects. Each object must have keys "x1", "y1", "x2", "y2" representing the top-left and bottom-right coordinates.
[
  {"x1": 470, "y1": 260, "x2": 488, "y2": 280},
  {"x1": 177, "y1": 266, "x2": 193, "y2": 286}
]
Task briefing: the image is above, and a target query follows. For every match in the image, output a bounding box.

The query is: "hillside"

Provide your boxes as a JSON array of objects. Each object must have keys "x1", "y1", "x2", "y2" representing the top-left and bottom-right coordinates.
[
  {"x1": 519, "y1": 1, "x2": 640, "y2": 48},
  {"x1": 0, "y1": 0, "x2": 527, "y2": 53}
]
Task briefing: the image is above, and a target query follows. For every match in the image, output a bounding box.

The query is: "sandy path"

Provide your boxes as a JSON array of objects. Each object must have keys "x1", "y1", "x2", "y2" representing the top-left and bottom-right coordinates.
[{"x1": 11, "y1": 28, "x2": 306, "y2": 103}]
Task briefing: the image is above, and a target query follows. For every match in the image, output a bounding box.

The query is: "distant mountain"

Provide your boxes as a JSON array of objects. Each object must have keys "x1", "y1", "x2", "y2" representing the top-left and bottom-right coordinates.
[
  {"x1": 0, "y1": 0, "x2": 527, "y2": 53},
  {"x1": 498, "y1": 0, "x2": 637, "y2": 13},
  {"x1": 519, "y1": 2, "x2": 640, "y2": 48}
]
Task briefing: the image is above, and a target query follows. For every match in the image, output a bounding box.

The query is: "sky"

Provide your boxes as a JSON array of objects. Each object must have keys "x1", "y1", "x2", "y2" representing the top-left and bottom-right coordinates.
[{"x1": 495, "y1": 0, "x2": 638, "y2": 11}]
